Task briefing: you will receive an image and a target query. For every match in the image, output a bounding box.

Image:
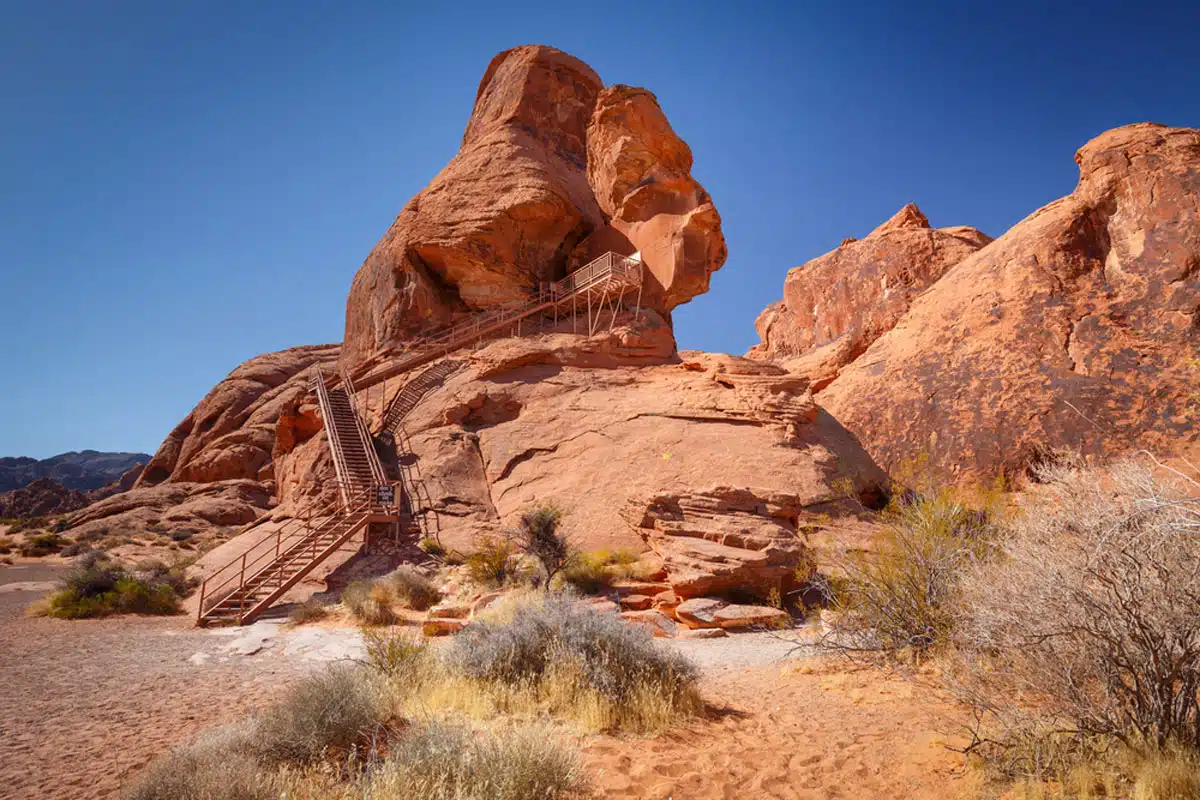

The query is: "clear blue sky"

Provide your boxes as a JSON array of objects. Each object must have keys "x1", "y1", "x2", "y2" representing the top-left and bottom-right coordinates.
[{"x1": 2, "y1": 1, "x2": 1197, "y2": 458}]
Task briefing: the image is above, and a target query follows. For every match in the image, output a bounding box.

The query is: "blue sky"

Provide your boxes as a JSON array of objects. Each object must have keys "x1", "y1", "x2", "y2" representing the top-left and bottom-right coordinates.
[{"x1": 2, "y1": 0, "x2": 1197, "y2": 458}]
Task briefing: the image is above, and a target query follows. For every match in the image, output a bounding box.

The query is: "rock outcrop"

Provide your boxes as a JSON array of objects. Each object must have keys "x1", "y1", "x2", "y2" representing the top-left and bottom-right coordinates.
[
  {"x1": 755, "y1": 123, "x2": 1200, "y2": 479},
  {"x1": 341, "y1": 46, "x2": 725, "y2": 375},
  {"x1": 0, "y1": 478, "x2": 89, "y2": 518},
  {"x1": 748, "y1": 203, "x2": 991, "y2": 390}
]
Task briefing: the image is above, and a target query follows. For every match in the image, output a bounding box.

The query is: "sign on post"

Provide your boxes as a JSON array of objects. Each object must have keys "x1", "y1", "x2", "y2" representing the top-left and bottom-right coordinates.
[{"x1": 376, "y1": 485, "x2": 396, "y2": 507}]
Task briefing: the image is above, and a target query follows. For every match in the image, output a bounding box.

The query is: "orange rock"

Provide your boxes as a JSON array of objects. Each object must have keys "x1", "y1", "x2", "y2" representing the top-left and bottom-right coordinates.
[
  {"x1": 815, "y1": 123, "x2": 1200, "y2": 480},
  {"x1": 422, "y1": 618, "x2": 467, "y2": 636},
  {"x1": 620, "y1": 594, "x2": 653, "y2": 611},
  {"x1": 713, "y1": 604, "x2": 789, "y2": 629},
  {"x1": 675, "y1": 598, "x2": 726, "y2": 629},
  {"x1": 676, "y1": 627, "x2": 728, "y2": 640},
  {"x1": 620, "y1": 609, "x2": 677, "y2": 638},
  {"x1": 748, "y1": 203, "x2": 990, "y2": 391}
]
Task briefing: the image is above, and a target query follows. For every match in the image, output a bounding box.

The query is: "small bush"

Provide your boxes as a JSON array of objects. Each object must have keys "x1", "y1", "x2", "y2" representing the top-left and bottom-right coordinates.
[
  {"x1": 10, "y1": 516, "x2": 50, "y2": 534},
  {"x1": 44, "y1": 553, "x2": 181, "y2": 618},
  {"x1": 444, "y1": 593, "x2": 700, "y2": 731},
  {"x1": 122, "y1": 725, "x2": 267, "y2": 800},
  {"x1": 466, "y1": 536, "x2": 517, "y2": 587},
  {"x1": 819, "y1": 489, "x2": 994, "y2": 661},
  {"x1": 362, "y1": 627, "x2": 429, "y2": 684},
  {"x1": 418, "y1": 537, "x2": 445, "y2": 557},
  {"x1": 254, "y1": 664, "x2": 390, "y2": 765},
  {"x1": 558, "y1": 551, "x2": 615, "y2": 594},
  {"x1": 0, "y1": 537, "x2": 13, "y2": 554},
  {"x1": 368, "y1": 720, "x2": 586, "y2": 800},
  {"x1": 289, "y1": 598, "x2": 329, "y2": 624},
  {"x1": 341, "y1": 580, "x2": 396, "y2": 625},
  {"x1": 384, "y1": 565, "x2": 440, "y2": 611},
  {"x1": 59, "y1": 541, "x2": 90, "y2": 558},
  {"x1": 171, "y1": 530, "x2": 194, "y2": 542},
  {"x1": 508, "y1": 505, "x2": 570, "y2": 584},
  {"x1": 20, "y1": 532, "x2": 66, "y2": 557}
]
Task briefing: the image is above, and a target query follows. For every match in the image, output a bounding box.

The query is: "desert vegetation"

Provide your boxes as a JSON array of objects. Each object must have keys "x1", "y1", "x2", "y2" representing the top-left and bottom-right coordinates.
[
  {"x1": 817, "y1": 455, "x2": 1200, "y2": 796},
  {"x1": 32, "y1": 552, "x2": 191, "y2": 619},
  {"x1": 124, "y1": 593, "x2": 696, "y2": 798}
]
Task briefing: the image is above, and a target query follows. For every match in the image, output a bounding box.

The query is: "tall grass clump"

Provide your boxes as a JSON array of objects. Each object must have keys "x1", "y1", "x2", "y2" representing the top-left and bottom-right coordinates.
[
  {"x1": 340, "y1": 580, "x2": 396, "y2": 626},
  {"x1": 122, "y1": 725, "x2": 268, "y2": 800},
  {"x1": 365, "y1": 720, "x2": 586, "y2": 800},
  {"x1": 953, "y1": 459, "x2": 1200, "y2": 773},
  {"x1": 253, "y1": 664, "x2": 391, "y2": 765},
  {"x1": 383, "y1": 565, "x2": 441, "y2": 611},
  {"x1": 818, "y1": 488, "x2": 996, "y2": 662},
  {"x1": 443, "y1": 593, "x2": 700, "y2": 731}
]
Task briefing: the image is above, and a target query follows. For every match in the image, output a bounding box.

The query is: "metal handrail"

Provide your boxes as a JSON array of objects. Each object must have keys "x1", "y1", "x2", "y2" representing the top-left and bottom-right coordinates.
[
  {"x1": 339, "y1": 366, "x2": 389, "y2": 486},
  {"x1": 194, "y1": 483, "x2": 391, "y2": 623}
]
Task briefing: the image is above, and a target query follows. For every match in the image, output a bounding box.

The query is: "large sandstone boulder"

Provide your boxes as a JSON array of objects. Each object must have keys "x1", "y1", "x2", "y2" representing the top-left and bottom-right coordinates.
[
  {"x1": 814, "y1": 123, "x2": 1200, "y2": 479},
  {"x1": 573, "y1": 85, "x2": 727, "y2": 311},
  {"x1": 341, "y1": 47, "x2": 727, "y2": 374},
  {"x1": 748, "y1": 203, "x2": 990, "y2": 390}
]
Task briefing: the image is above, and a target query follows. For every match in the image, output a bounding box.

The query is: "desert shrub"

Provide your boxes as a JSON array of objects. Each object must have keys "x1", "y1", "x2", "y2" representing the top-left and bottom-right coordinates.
[
  {"x1": 254, "y1": 664, "x2": 390, "y2": 765},
  {"x1": 122, "y1": 725, "x2": 267, "y2": 800},
  {"x1": 418, "y1": 537, "x2": 445, "y2": 557},
  {"x1": 133, "y1": 558, "x2": 193, "y2": 597},
  {"x1": 466, "y1": 536, "x2": 518, "y2": 587},
  {"x1": 384, "y1": 565, "x2": 440, "y2": 611},
  {"x1": 444, "y1": 593, "x2": 700, "y2": 730},
  {"x1": 340, "y1": 580, "x2": 395, "y2": 625},
  {"x1": 52, "y1": 517, "x2": 70, "y2": 533},
  {"x1": 59, "y1": 541, "x2": 90, "y2": 557},
  {"x1": 20, "y1": 531, "x2": 66, "y2": 556},
  {"x1": 171, "y1": 530, "x2": 194, "y2": 542},
  {"x1": 0, "y1": 536, "x2": 12, "y2": 554},
  {"x1": 45, "y1": 553, "x2": 181, "y2": 618},
  {"x1": 289, "y1": 598, "x2": 330, "y2": 624},
  {"x1": 954, "y1": 460, "x2": 1200, "y2": 759},
  {"x1": 508, "y1": 505, "x2": 570, "y2": 584},
  {"x1": 367, "y1": 720, "x2": 586, "y2": 800},
  {"x1": 11, "y1": 516, "x2": 50, "y2": 534},
  {"x1": 819, "y1": 489, "x2": 995, "y2": 661},
  {"x1": 558, "y1": 550, "x2": 614, "y2": 594},
  {"x1": 362, "y1": 628, "x2": 429, "y2": 684}
]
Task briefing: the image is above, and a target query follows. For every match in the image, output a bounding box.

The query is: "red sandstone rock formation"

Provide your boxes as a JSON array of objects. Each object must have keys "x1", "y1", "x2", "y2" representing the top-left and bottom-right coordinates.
[
  {"x1": 755, "y1": 123, "x2": 1200, "y2": 479},
  {"x1": 341, "y1": 47, "x2": 726, "y2": 375},
  {"x1": 748, "y1": 203, "x2": 990, "y2": 390}
]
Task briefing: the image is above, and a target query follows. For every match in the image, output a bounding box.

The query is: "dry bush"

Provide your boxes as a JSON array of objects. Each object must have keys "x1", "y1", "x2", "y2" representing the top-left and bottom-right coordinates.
[
  {"x1": 558, "y1": 550, "x2": 614, "y2": 594},
  {"x1": 507, "y1": 505, "x2": 570, "y2": 584},
  {"x1": 818, "y1": 490, "x2": 995, "y2": 661},
  {"x1": 953, "y1": 459, "x2": 1200, "y2": 768},
  {"x1": 362, "y1": 627, "x2": 429, "y2": 685},
  {"x1": 466, "y1": 536, "x2": 518, "y2": 587},
  {"x1": 254, "y1": 664, "x2": 391, "y2": 765},
  {"x1": 443, "y1": 593, "x2": 700, "y2": 731},
  {"x1": 45, "y1": 552, "x2": 181, "y2": 618},
  {"x1": 340, "y1": 580, "x2": 396, "y2": 626},
  {"x1": 289, "y1": 598, "x2": 330, "y2": 624},
  {"x1": 368, "y1": 720, "x2": 586, "y2": 800},
  {"x1": 383, "y1": 565, "x2": 440, "y2": 611},
  {"x1": 122, "y1": 724, "x2": 267, "y2": 800}
]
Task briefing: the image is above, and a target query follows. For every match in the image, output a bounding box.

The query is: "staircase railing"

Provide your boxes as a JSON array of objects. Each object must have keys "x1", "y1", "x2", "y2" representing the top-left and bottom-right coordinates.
[
  {"x1": 379, "y1": 359, "x2": 465, "y2": 435},
  {"x1": 195, "y1": 483, "x2": 394, "y2": 625}
]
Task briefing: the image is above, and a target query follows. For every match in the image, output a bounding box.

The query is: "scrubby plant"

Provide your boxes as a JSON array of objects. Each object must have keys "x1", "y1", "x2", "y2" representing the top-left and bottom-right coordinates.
[
  {"x1": 444, "y1": 593, "x2": 701, "y2": 731},
  {"x1": 817, "y1": 488, "x2": 995, "y2": 661},
  {"x1": 417, "y1": 537, "x2": 445, "y2": 557},
  {"x1": 253, "y1": 664, "x2": 390, "y2": 765},
  {"x1": 289, "y1": 598, "x2": 330, "y2": 624},
  {"x1": 367, "y1": 720, "x2": 586, "y2": 800},
  {"x1": 44, "y1": 552, "x2": 181, "y2": 618},
  {"x1": 558, "y1": 550, "x2": 614, "y2": 594},
  {"x1": 122, "y1": 725, "x2": 267, "y2": 800},
  {"x1": 507, "y1": 505, "x2": 570, "y2": 584},
  {"x1": 341, "y1": 580, "x2": 395, "y2": 625},
  {"x1": 0, "y1": 536, "x2": 13, "y2": 554},
  {"x1": 20, "y1": 531, "x2": 66, "y2": 557},
  {"x1": 953, "y1": 460, "x2": 1200, "y2": 763},
  {"x1": 362, "y1": 627, "x2": 429, "y2": 685},
  {"x1": 384, "y1": 565, "x2": 441, "y2": 611},
  {"x1": 466, "y1": 536, "x2": 518, "y2": 587}
]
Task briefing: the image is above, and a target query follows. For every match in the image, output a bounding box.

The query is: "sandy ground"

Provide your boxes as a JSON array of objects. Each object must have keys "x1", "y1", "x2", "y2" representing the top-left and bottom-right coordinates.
[{"x1": 1, "y1": 565, "x2": 973, "y2": 799}]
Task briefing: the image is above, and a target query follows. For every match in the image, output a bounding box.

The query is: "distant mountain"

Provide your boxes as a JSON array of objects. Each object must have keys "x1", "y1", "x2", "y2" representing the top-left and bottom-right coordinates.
[{"x1": 0, "y1": 450, "x2": 151, "y2": 493}]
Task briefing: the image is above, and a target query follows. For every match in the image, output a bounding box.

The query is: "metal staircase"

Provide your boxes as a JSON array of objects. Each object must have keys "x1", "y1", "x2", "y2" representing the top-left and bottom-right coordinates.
[
  {"x1": 195, "y1": 486, "x2": 394, "y2": 626},
  {"x1": 312, "y1": 365, "x2": 389, "y2": 508},
  {"x1": 379, "y1": 359, "x2": 465, "y2": 435}
]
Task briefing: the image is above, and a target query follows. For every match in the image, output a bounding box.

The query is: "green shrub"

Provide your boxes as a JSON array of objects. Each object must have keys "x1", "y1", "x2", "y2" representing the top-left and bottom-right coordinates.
[
  {"x1": 558, "y1": 551, "x2": 614, "y2": 595},
  {"x1": 122, "y1": 725, "x2": 267, "y2": 800},
  {"x1": 363, "y1": 628, "x2": 429, "y2": 684},
  {"x1": 44, "y1": 553, "x2": 181, "y2": 618},
  {"x1": 466, "y1": 536, "x2": 517, "y2": 587},
  {"x1": 384, "y1": 565, "x2": 441, "y2": 611},
  {"x1": 368, "y1": 720, "x2": 586, "y2": 800},
  {"x1": 10, "y1": 516, "x2": 50, "y2": 534},
  {"x1": 288, "y1": 598, "x2": 329, "y2": 624},
  {"x1": 418, "y1": 537, "x2": 445, "y2": 557},
  {"x1": 253, "y1": 664, "x2": 390, "y2": 765},
  {"x1": 508, "y1": 505, "x2": 570, "y2": 584},
  {"x1": 59, "y1": 541, "x2": 90, "y2": 558}
]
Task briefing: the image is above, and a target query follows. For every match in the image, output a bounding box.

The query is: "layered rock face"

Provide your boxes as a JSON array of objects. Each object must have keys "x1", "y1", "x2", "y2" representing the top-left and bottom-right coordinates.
[
  {"x1": 0, "y1": 451, "x2": 149, "y2": 493},
  {"x1": 341, "y1": 46, "x2": 726, "y2": 374},
  {"x1": 748, "y1": 204, "x2": 991, "y2": 390},
  {"x1": 755, "y1": 123, "x2": 1200, "y2": 479}
]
